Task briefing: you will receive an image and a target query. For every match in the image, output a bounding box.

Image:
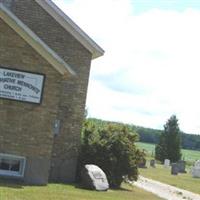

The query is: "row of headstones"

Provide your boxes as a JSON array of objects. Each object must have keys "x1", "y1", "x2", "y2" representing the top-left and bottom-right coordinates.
[
  {"x1": 138, "y1": 158, "x2": 200, "y2": 178},
  {"x1": 164, "y1": 159, "x2": 200, "y2": 178},
  {"x1": 138, "y1": 158, "x2": 156, "y2": 168}
]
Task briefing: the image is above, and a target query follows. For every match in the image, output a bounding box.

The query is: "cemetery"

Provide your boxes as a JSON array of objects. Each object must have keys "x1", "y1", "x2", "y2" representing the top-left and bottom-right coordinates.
[
  {"x1": 139, "y1": 159, "x2": 200, "y2": 195},
  {"x1": 136, "y1": 142, "x2": 200, "y2": 198}
]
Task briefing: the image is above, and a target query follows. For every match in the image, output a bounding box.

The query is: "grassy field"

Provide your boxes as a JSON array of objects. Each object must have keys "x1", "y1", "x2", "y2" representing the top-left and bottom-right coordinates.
[
  {"x1": 139, "y1": 164, "x2": 200, "y2": 194},
  {"x1": 136, "y1": 142, "x2": 200, "y2": 163},
  {"x1": 0, "y1": 182, "x2": 163, "y2": 200}
]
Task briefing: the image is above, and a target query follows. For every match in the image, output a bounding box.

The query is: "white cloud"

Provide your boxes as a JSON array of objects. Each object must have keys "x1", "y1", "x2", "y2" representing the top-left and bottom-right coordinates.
[{"x1": 53, "y1": 0, "x2": 200, "y2": 134}]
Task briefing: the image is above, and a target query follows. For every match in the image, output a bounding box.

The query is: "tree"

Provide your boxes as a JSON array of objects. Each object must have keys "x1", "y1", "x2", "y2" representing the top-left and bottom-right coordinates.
[
  {"x1": 79, "y1": 120, "x2": 143, "y2": 188},
  {"x1": 155, "y1": 115, "x2": 182, "y2": 163},
  {"x1": 155, "y1": 132, "x2": 167, "y2": 162}
]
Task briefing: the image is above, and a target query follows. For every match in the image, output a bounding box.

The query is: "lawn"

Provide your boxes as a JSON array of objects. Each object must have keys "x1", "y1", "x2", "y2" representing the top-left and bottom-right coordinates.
[
  {"x1": 0, "y1": 181, "x2": 163, "y2": 200},
  {"x1": 139, "y1": 164, "x2": 200, "y2": 194},
  {"x1": 136, "y1": 142, "x2": 200, "y2": 164}
]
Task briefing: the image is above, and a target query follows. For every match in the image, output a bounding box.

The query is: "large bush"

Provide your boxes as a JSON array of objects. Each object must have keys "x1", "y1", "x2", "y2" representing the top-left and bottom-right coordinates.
[{"x1": 79, "y1": 120, "x2": 143, "y2": 188}]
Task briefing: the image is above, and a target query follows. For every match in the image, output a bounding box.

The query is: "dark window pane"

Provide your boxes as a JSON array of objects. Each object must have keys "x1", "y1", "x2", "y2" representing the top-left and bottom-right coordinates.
[
  {"x1": 10, "y1": 161, "x2": 20, "y2": 172},
  {"x1": 0, "y1": 159, "x2": 20, "y2": 172},
  {"x1": 0, "y1": 160, "x2": 10, "y2": 170}
]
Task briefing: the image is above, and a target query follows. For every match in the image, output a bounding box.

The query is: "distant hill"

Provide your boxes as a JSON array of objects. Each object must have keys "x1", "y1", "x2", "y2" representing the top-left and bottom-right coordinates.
[{"x1": 87, "y1": 118, "x2": 200, "y2": 151}]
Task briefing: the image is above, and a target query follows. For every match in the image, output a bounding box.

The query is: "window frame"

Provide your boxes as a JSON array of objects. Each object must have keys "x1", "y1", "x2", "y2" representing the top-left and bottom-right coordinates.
[{"x1": 0, "y1": 153, "x2": 26, "y2": 178}]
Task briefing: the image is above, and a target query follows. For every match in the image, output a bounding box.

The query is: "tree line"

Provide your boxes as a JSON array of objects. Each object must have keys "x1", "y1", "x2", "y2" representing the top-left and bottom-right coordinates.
[
  {"x1": 87, "y1": 118, "x2": 200, "y2": 151},
  {"x1": 133, "y1": 125, "x2": 200, "y2": 151}
]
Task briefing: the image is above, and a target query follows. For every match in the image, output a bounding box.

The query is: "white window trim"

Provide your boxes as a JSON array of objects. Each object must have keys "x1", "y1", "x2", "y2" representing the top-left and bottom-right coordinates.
[{"x1": 0, "y1": 153, "x2": 26, "y2": 178}]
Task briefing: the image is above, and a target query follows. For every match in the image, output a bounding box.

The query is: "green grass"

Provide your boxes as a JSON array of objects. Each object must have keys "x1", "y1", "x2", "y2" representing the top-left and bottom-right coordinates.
[
  {"x1": 139, "y1": 164, "x2": 200, "y2": 194},
  {"x1": 182, "y1": 149, "x2": 200, "y2": 162},
  {"x1": 136, "y1": 142, "x2": 200, "y2": 164},
  {"x1": 0, "y1": 182, "x2": 163, "y2": 200}
]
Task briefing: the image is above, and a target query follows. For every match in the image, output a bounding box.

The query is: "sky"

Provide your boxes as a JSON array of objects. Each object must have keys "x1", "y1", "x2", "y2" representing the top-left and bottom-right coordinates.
[{"x1": 52, "y1": 0, "x2": 200, "y2": 134}]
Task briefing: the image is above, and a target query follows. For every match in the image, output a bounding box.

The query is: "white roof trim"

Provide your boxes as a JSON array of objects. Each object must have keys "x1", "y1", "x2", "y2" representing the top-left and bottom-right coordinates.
[
  {"x1": 0, "y1": 3, "x2": 76, "y2": 76},
  {"x1": 35, "y1": 0, "x2": 104, "y2": 59}
]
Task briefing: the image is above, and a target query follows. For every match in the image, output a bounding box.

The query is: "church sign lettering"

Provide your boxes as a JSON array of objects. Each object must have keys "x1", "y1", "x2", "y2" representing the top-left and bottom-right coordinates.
[{"x1": 0, "y1": 67, "x2": 45, "y2": 104}]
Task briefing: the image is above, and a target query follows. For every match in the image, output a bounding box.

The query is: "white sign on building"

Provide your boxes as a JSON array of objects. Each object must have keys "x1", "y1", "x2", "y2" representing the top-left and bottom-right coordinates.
[{"x1": 0, "y1": 67, "x2": 45, "y2": 104}]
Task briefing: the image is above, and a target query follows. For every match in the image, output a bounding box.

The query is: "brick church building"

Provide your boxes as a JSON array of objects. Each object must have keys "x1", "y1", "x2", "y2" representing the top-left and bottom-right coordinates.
[{"x1": 0, "y1": 0, "x2": 103, "y2": 185}]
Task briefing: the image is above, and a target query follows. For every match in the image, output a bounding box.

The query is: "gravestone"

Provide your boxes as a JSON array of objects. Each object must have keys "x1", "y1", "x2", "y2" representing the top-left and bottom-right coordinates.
[
  {"x1": 164, "y1": 159, "x2": 170, "y2": 168},
  {"x1": 150, "y1": 159, "x2": 156, "y2": 168},
  {"x1": 177, "y1": 160, "x2": 186, "y2": 173},
  {"x1": 138, "y1": 158, "x2": 147, "y2": 168},
  {"x1": 81, "y1": 164, "x2": 109, "y2": 191},
  {"x1": 194, "y1": 160, "x2": 200, "y2": 167},
  {"x1": 171, "y1": 163, "x2": 179, "y2": 175},
  {"x1": 192, "y1": 160, "x2": 200, "y2": 178}
]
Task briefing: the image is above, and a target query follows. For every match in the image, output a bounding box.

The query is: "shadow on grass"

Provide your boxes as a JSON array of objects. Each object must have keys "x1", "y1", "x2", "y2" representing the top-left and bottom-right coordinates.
[
  {"x1": 74, "y1": 183, "x2": 133, "y2": 192},
  {"x1": 0, "y1": 178, "x2": 50, "y2": 189},
  {"x1": 114, "y1": 187, "x2": 133, "y2": 192},
  {"x1": 0, "y1": 179, "x2": 24, "y2": 189}
]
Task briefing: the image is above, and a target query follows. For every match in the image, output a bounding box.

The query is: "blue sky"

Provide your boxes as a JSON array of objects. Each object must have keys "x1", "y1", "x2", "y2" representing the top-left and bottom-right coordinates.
[
  {"x1": 53, "y1": 0, "x2": 200, "y2": 134},
  {"x1": 132, "y1": 0, "x2": 200, "y2": 14}
]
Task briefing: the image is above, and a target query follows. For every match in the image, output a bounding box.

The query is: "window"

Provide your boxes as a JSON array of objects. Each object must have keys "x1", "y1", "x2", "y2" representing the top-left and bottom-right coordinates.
[{"x1": 0, "y1": 153, "x2": 26, "y2": 178}]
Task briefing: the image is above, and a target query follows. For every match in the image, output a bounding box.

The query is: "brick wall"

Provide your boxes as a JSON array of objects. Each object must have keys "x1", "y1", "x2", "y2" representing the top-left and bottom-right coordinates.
[
  {"x1": 0, "y1": 17, "x2": 62, "y2": 184},
  {"x1": 0, "y1": 0, "x2": 93, "y2": 183}
]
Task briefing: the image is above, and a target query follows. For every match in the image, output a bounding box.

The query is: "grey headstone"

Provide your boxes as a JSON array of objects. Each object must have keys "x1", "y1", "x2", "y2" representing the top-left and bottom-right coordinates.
[
  {"x1": 81, "y1": 164, "x2": 109, "y2": 191},
  {"x1": 177, "y1": 160, "x2": 186, "y2": 173},
  {"x1": 138, "y1": 158, "x2": 147, "y2": 168},
  {"x1": 171, "y1": 163, "x2": 179, "y2": 175},
  {"x1": 150, "y1": 160, "x2": 156, "y2": 168}
]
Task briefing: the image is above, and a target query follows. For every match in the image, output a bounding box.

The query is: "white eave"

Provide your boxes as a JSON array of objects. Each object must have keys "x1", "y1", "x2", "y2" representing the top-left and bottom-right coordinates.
[
  {"x1": 35, "y1": 0, "x2": 104, "y2": 59},
  {"x1": 0, "y1": 3, "x2": 75, "y2": 77}
]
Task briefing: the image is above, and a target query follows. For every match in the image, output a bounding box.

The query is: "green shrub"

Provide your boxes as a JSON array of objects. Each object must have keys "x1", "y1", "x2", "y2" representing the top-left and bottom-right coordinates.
[{"x1": 79, "y1": 120, "x2": 143, "y2": 188}]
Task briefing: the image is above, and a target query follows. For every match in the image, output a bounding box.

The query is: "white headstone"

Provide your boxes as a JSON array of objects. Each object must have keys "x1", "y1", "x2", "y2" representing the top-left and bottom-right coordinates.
[
  {"x1": 81, "y1": 164, "x2": 109, "y2": 191},
  {"x1": 192, "y1": 160, "x2": 200, "y2": 178},
  {"x1": 164, "y1": 159, "x2": 170, "y2": 168},
  {"x1": 194, "y1": 160, "x2": 200, "y2": 168}
]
